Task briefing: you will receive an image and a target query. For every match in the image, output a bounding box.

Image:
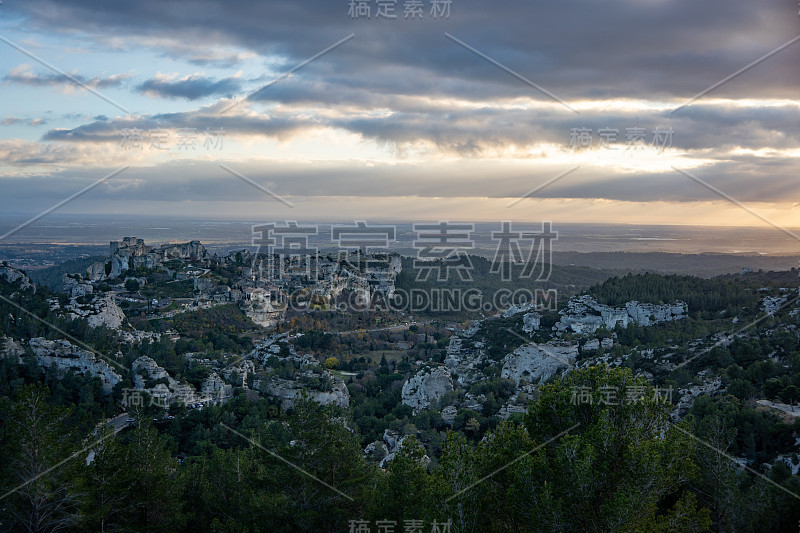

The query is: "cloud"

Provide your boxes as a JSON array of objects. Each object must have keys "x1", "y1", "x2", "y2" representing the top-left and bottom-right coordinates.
[
  {"x1": 4, "y1": 145, "x2": 799, "y2": 205},
  {"x1": 3, "y1": 0, "x2": 800, "y2": 223},
  {"x1": 40, "y1": 104, "x2": 315, "y2": 143},
  {"x1": 2, "y1": 116, "x2": 48, "y2": 127},
  {"x1": 6, "y1": 0, "x2": 800, "y2": 101},
  {"x1": 155, "y1": 41, "x2": 257, "y2": 68},
  {"x1": 136, "y1": 72, "x2": 243, "y2": 100},
  {"x1": 4, "y1": 64, "x2": 132, "y2": 90},
  {"x1": 0, "y1": 139, "x2": 126, "y2": 167},
  {"x1": 40, "y1": 94, "x2": 800, "y2": 159}
]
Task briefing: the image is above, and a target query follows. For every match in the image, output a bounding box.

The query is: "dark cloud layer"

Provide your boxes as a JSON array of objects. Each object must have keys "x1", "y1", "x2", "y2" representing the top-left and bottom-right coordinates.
[
  {"x1": 137, "y1": 74, "x2": 242, "y2": 100},
  {"x1": 6, "y1": 0, "x2": 800, "y2": 101},
  {"x1": 39, "y1": 99, "x2": 800, "y2": 158}
]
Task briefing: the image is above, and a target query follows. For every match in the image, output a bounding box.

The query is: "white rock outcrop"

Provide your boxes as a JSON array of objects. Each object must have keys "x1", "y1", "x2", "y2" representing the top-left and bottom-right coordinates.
[
  {"x1": 378, "y1": 431, "x2": 429, "y2": 469},
  {"x1": 201, "y1": 372, "x2": 234, "y2": 401},
  {"x1": 132, "y1": 356, "x2": 170, "y2": 383},
  {"x1": 0, "y1": 266, "x2": 34, "y2": 291},
  {"x1": 132, "y1": 355, "x2": 199, "y2": 405},
  {"x1": 239, "y1": 288, "x2": 284, "y2": 328},
  {"x1": 625, "y1": 301, "x2": 689, "y2": 326},
  {"x1": 364, "y1": 441, "x2": 389, "y2": 461},
  {"x1": 582, "y1": 337, "x2": 615, "y2": 352},
  {"x1": 248, "y1": 336, "x2": 350, "y2": 409},
  {"x1": 63, "y1": 275, "x2": 94, "y2": 298},
  {"x1": 29, "y1": 337, "x2": 122, "y2": 393},
  {"x1": 671, "y1": 377, "x2": 724, "y2": 421},
  {"x1": 67, "y1": 294, "x2": 126, "y2": 329},
  {"x1": 86, "y1": 262, "x2": 107, "y2": 281},
  {"x1": 555, "y1": 295, "x2": 687, "y2": 334},
  {"x1": 1, "y1": 336, "x2": 25, "y2": 362},
  {"x1": 522, "y1": 312, "x2": 541, "y2": 333},
  {"x1": 440, "y1": 405, "x2": 458, "y2": 425},
  {"x1": 118, "y1": 329, "x2": 162, "y2": 344},
  {"x1": 761, "y1": 295, "x2": 789, "y2": 315},
  {"x1": 497, "y1": 403, "x2": 528, "y2": 420},
  {"x1": 503, "y1": 302, "x2": 539, "y2": 318},
  {"x1": 401, "y1": 365, "x2": 454, "y2": 413},
  {"x1": 501, "y1": 343, "x2": 578, "y2": 385},
  {"x1": 258, "y1": 376, "x2": 350, "y2": 409},
  {"x1": 444, "y1": 337, "x2": 488, "y2": 387}
]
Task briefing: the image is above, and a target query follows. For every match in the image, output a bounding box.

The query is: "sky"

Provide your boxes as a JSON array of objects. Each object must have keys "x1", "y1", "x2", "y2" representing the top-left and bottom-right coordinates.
[{"x1": 0, "y1": 0, "x2": 799, "y2": 229}]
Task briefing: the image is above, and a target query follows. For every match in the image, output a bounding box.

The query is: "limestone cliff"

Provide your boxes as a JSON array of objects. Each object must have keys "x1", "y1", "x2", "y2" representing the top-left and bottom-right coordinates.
[
  {"x1": 0, "y1": 265, "x2": 34, "y2": 292},
  {"x1": 555, "y1": 295, "x2": 687, "y2": 334},
  {"x1": 29, "y1": 337, "x2": 122, "y2": 393},
  {"x1": 501, "y1": 343, "x2": 578, "y2": 385},
  {"x1": 401, "y1": 365, "x2": 454, "y2": 413},
  {"x1": 67, "y1": 293, "x2": 126, "y2": 329}
]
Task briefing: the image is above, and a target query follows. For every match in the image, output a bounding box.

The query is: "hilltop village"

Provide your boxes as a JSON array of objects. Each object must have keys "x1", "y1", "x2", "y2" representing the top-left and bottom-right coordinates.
[{"x1": 80, "y1": 236, "x2": 402, "y2": 327}]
